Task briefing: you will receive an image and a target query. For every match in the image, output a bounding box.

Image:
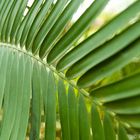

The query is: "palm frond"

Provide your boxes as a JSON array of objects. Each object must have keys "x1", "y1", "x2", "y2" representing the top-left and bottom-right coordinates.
[{"x1": 0, "y1": 0, "x2": 140, "y2": 139}]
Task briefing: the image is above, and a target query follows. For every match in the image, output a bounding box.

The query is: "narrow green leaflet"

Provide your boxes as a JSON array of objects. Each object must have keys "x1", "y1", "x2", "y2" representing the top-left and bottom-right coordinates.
[
  {"x1": 9, "y1": 54, "x2": 25, "y2": 140},
  {"x1": 0, "y1": 49, "x2": 13, "y2": 133},
  {"x1": 0, "y1": 48, "x2": 9, "y2": 109},
  {"x1": 5, "y1": 0, "x2": 23, "y2": 41},
  {"x1": 0, "y1": 52, "x2": 19, "y2": 140},
  {"x1": 118, "y1": 124, "x2": 129, "y2": 140},
  {"x1": 77, "y1": 39, "x2": 140, "y2": 88},
  {"x1": 58, "y1": 79, "x2": 70, "y2": 140},
  {"x1": 45, "y1": 71, "x2": 56, "y2": 140},
  {"x1": 0, "y1": 47, "x2": 4, "y2": 69},
  {"x1": 30, "y1": 61, "x2": 42, "y2": 140},
  {"x1": 10, "y1": 0, "x2": 28, "y2": 42},
  {"x1": 68, "y1": 86, "x2": 79, "y2": 140},
  {"x1": 91, "y1": 105, "x2": 105, "y2": 140},
  {"x1": 0, "y1": 0, "x2": 14, "y2": 39},
  {"x1": 90, "y1": 72, "x2": 140, "y2": 103},
  {"x1": 66, "y1": 20, "x2": 140, "y2": 79},
  {"x1": 118, "y1": 115, "x2": 140, "y2": 129},
  {"x1": 104, "y1": 96, "x2": 140, "y2": 114},
  {"x1": 0, "y1": 0, "x2": 5, "y2": 13},
  {"x1": 32, "y1": 0, "x2": 68, "y2": 54},
  {"x1": 47, "y1": 0, "x2": 109, "y2": 64},
  {"x1": 20, "y1": 0, "x2": 43, "y2": 47},
  {"x1": 15, "y1": 0, "x2": 39, "y2": 45},
  {"x1": 56, "y1": 0, "x2": 140, "y2": 71},
  {"x1": 0, "y1": 0, "x2": 10, "y2": 21},
  {"x1": 1, "y1": 7, "x2": 12, "y2": 42},
  {"x1": 40, "y1": 65, "x2": 49, "y2": 139},
  {"x1": 39, "y1": 0, "x2": 84, "y2": 58},
  {"x1": 16, "y1": 56, "x2": 32, "y2": 140},
  {"x1": 103, "y1": 112, "x2": 116, "y2": 140},
  {"x1": 26, "y1": 0, "x2": 53, "y2": 50},
  {"x1": 78, "y1": 95, "x2": 91, "y2": 140}
]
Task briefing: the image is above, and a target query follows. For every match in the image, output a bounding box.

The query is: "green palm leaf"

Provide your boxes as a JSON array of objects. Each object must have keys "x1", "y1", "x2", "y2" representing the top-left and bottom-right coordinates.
[{"x1": 0, "y1": 0, "x2": 140, "y2": 139}]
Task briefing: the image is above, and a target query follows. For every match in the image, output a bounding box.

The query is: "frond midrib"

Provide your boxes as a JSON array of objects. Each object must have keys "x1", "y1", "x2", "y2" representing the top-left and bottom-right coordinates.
[{"x1": 0, "y1": 42, "x2": 91, "y2": 100}]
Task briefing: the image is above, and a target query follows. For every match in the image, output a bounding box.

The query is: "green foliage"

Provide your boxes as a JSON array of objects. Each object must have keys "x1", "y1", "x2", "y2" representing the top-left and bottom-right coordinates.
[{"x1": 0, "y1": 0, "x2": 140, "y2": 139}]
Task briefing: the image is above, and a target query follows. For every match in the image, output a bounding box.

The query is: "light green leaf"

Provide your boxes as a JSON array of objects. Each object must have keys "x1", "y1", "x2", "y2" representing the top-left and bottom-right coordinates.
[
  {"x1": 26, "y1": 0, "x2": 53, "y2": 50},
  {"x1": 90, "y1": 72, "x2": 140, "y2": 103},
  {"x1": 104, "y1": 96, "x2": 140, "y2": 114},
  {"x1": 47, "y1": 0, "x2": 109, "y2": 64},
  {"x1": 39, "y1": 0, "x2": 84, "y2": 58},
  {"x1": 30, "y1": 61, "x2": 42, "y2": 140},
  {"x1": 56, "y1": 0, "x2": 140, "y2": 72},
  {"x1": 68, "y1": 86, "x2": 79, "y2": 140},
  {"x1": 91, "y1": 105, "x2": 105, "y2": 140},
  {"x1": 45, "y1": 71, "x2": 56, "y2": 140},
  {"x1": 103, "y1": 112, "x2": 116, "y2": 140},
  {"x1": 58, "y1": 79, "x2": 70, "y2": 140},
  {"x1": 20, "y1": 0, "x2": 43, "y2": 47},
  {"x1": 78, "y1": 95, "x2": 91, "y2": 140},
  {"x1": 32, "y1": 0, "x2": 68, "y2": 54},
  {"x1": 77, "y1": 39, "x2": 140, "y2": 88},
  {"x1": 118, "y1": 124, "x2": 129, "y2": 140},
  {"x1": 16, "y1": 55, "x2": 32, "y2": 140},
  {"x1": 66, "y1": 20, "x2": 140, "y2": 79},
  {"x1": 118, "y1": 115, "x2": 140, "y2": 129},
  {"x1": 0, "y1": 52, "x2": 19, "y2": 140},
  {"x1": 9, "y1": 54, "x2": 25, "y2": 140}
]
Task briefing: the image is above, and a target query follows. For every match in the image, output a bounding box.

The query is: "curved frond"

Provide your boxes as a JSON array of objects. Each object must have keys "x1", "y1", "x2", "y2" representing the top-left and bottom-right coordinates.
[{"x1": 0, "y1": 0, "x2": 140, "y2": 139}]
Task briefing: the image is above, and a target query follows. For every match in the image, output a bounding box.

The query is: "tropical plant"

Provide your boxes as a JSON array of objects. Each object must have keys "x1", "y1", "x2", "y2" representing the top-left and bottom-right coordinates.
[{"x1": 0, "y1": 0, "x2": 140, "y2": 139}]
